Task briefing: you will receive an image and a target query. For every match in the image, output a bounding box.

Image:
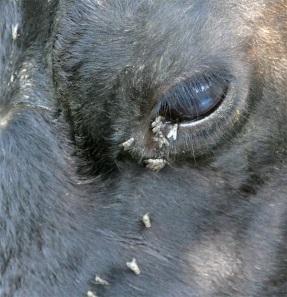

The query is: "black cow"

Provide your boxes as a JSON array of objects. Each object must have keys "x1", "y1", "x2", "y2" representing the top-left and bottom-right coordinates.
[{"x1": 1, "y1": 0, "x2": 287, "y2": 296}]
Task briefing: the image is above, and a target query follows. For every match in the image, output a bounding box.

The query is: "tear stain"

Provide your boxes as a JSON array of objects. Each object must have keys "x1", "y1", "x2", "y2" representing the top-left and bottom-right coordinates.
[
  {"x1": 142, "y1": 213, "x2": 152, "y2": 228},
  {"x1": 95, "y1": 275, "x2": 109, "y2": 286},
  {"x1": 0, "y1": 110, "x2": 13, "y2": 129},
  {"x1": 144, "y1": 158, "x2": 167, "y2": 172},
  {"x1": 126, "y1": 258, "x2": 141, "y2": 275},
  {"x1": 12, "y1": 24, "x2": 19, "y2": 40},
  {"x1": 95, "y1": 0, "x2": 106, "y2": 7},
  {"x1": 151, "y1": 116, "x2": 169, "y2": 148},
  {"x1": 167, "y1": 123, "x2": 179, "y2": 141},
  {"x1": 87, "y1": 290, "x2": 98, "y2": 297},
  {"x1": 121, "y1": 137, "x2": 135, "y2": 151}
]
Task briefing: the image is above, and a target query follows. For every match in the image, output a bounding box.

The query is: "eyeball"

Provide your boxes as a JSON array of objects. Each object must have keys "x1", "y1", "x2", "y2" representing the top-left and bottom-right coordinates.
[{"x1": 157, "y1": 74, "x2": 229, "y2": 124}]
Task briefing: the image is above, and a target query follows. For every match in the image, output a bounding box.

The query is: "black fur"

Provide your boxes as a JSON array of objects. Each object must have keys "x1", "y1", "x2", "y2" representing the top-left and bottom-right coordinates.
[{"x1": 1, "y1": 0, "x2": 287, "y2": 296}]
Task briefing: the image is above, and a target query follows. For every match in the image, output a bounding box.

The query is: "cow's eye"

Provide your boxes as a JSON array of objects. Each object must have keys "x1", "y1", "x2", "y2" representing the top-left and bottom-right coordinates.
[{"x1": 157, "y1": 74, "x2": 229, "y2": 123}]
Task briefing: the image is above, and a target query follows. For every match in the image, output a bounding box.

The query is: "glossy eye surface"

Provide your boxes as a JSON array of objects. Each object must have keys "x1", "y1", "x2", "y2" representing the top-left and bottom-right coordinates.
[{"x1": 157, "y1": 74, "x2": 229, "y2": 123}]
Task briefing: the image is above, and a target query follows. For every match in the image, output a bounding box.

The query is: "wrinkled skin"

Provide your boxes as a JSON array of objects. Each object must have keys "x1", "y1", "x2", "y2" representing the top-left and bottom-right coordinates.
[{"x1": 1, "y1": 0, "x2": 287, "y2": 296}]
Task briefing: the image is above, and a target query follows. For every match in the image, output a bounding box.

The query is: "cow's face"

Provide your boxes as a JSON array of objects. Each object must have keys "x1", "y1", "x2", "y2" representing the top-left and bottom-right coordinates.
[{"x1": 53, "y1": 2, "x2": 287, "y2": 294}]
